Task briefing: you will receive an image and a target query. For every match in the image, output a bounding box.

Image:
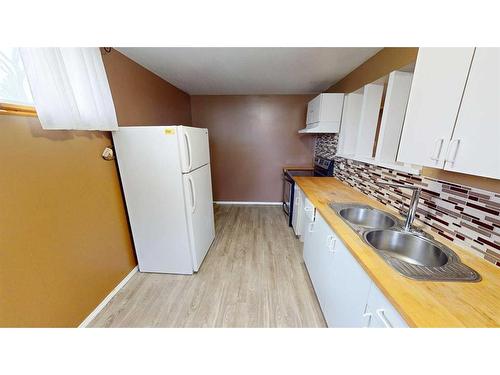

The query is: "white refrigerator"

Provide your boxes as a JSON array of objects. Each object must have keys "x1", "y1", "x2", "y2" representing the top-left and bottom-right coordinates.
[{"x1": 112, "y1": 126, "x2": 215, "y2": 274}]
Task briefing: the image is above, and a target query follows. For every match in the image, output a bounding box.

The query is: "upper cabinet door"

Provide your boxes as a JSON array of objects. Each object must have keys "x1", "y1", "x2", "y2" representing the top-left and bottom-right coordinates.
[
  {"x1": 443, "y1": 48, "x2": 500, "y2": 179},
  {"x1": 337, "y1": 92, "x2": 363, "y2": 156},
  {"x1": 397, "y1": 48, "x2": 475, "y2": 168},
  {"x1": 375, "y1": 71, "x2": 413, "y2": 164},
  {"x1": 318, "y1": 93, "x2": 344, "y2": 123},
  {"x1": 355, "y1": 84, "x2": 384, "y2": 158},
  {"x1": 306, "y1": 95, "x2": 321, "y2": 124},
  {"x1": 306, "y1": 93, "x2": 344, "y2": 127}
]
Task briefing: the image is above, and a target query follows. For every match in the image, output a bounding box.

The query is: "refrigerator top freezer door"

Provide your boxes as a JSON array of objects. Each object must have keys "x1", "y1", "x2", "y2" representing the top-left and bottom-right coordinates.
[
  {"x1": 178, "y1": 126, "x2": 210, "y2": 173},
  {"x1": 112, "y1": 127, "x2": 194, "y2": 274},
  {"x1": 183, "y1": 164, "x2": 215, "y2": 271}
]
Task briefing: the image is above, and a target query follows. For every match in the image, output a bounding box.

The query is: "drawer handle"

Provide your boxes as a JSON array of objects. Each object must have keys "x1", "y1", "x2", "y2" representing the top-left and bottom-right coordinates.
[{"x1": 376, "y1": 309, "x2": 393, "y2": 328}]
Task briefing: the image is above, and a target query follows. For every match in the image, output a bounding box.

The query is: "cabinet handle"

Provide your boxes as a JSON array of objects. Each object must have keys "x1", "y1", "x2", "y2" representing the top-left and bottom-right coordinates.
[
  {"x1": 430, "y1": 138, "x2": 444, "y2": 161},
  {"x1": 376, "y1": 309, "x2": 393, "y2": 328},
  {"x1": 362, "y1": 312, "x2": 372, "y2": 328},
  {"x1": 327, "y1": 235, "x2": 337, "y2": 253},
  {"x1": 308, "y1": 222, "x2": 315, "y2": 233},
  {"x1": 445, "y1": 139, "x2": 461, "y2": 164}
]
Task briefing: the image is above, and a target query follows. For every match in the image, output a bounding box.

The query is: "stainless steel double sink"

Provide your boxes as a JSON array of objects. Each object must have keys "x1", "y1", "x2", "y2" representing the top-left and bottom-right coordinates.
[{"x1": 329, "y1": 203, "x2": 480, "y2": 282}]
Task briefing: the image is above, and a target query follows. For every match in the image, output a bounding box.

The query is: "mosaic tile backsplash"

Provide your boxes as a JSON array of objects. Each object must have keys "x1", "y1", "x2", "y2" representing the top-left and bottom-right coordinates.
[
  {"x1": 333, "y1": 157, "x2": 500, "y2": 267},
  {"x1": 314, "y1": 134, "x2": 338, "y2": 159},
  {"x1": 314, "y1": 134, "x2": 500, "y2": 267}
]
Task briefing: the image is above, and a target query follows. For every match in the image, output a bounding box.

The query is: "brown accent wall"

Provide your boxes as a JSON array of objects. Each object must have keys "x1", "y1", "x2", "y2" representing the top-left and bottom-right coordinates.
[
  {"x1": 102, "y1": 49, "x2": 192, "y2": 126},
  {"x1": 326, "y1": 47, "x2": 419, "y2": 93},
  {"x1": 191, "y1": 95, "x2": 315, "y2": 202},
  {"x1": 0, "y1": 48, "x2": 192, "y2": 327},
  {"x1": 327, "y1": 47, "x2": 498, "y2": 192}
]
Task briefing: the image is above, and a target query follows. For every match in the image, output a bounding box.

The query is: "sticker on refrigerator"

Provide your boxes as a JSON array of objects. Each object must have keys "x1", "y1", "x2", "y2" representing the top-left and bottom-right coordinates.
[{"x1": 164, "y1": 129, "x2": 176, "y2": 135}]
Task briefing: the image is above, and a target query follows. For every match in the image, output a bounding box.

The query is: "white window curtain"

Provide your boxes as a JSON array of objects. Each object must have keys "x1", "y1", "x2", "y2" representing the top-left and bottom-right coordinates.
[{"x1": 19, "y1": 48, "x2": 118, "y2": 131}]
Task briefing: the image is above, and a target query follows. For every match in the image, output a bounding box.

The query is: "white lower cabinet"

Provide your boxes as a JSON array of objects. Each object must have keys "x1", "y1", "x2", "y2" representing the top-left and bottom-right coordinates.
[
  {"x1": 291, "y1": 185, "x2": 304, "y2": 238},
  {"x1": 363, "y1": 283, "x2": 409, "y2": 328},
  {"x1": 301, "y1": 197, "x2": 316, "y2": 244},
  {"x1": 303, "y1": 211, "x2": 408, "y2": 328},
  {"x1": 303, "y1": 212, "x2": 334, "y2": 322}
]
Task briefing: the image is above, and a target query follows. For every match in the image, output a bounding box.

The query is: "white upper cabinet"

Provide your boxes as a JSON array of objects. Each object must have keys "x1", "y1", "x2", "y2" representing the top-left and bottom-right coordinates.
[
  {"x1": 397, "y1": 48, "x2": 475, "y2": 168},
  {"x1": 337, "y1": 92, "x2": 363, "y2": 155},
  {"x1": 355, "y1": 84, "x2": 385, "y2": 157},
  {"x1": 337, "y1": 84, "x2": 383, "y2": 157},
  {"x1": 306, "y1": 94, "x2": 322, "y2": 124},
  {"x1": 443, "y1": 48, "x2": 500, "y2": 179},
  {"x1": 375, "y1": 71, "x2": 413, "y2": 164},
  {"x1": 336, "y1": 70, "x2": 420, "y2": 174},
  {"x1": 299, "y1": 93, "x2": 344, "y2": 133}
]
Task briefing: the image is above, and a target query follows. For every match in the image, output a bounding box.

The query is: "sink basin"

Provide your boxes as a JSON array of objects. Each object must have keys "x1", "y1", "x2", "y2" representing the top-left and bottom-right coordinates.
[
  {"x1": 330, "y1": 202, "x2": 480, "y2": 281},
  {"x1": 364, "y1": 229, "x2": 449, "y2": 267},
  {"x1": 338, "y1": 207, "x2": 396, "y2": 229}
]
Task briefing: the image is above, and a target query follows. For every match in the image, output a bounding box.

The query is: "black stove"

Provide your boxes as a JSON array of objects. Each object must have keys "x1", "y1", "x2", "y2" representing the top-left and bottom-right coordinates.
[
  {"x1": 283, "y1": 157, "x2": 335, "y2": 226},
  {"x1": 313, "y1": 156, "x2": 335, "y2": 177}
]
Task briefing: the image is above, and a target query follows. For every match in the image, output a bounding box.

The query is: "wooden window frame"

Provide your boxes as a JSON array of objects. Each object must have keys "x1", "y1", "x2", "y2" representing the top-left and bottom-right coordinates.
[{"x1": 0, "y1": 102, "x2": 37, "y2": 117}]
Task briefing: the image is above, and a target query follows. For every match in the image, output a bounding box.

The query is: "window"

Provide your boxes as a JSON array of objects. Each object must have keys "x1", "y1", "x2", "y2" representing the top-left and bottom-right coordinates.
[{"x1": 0, "y1": 47, "x2": 37, "y2": 116}]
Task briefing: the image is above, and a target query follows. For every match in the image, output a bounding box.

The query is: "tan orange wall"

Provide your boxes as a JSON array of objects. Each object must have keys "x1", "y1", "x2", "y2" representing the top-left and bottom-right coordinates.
[
  {"x1": 0, "y1": 48, "x2": 192, "y2": 327},
  {"x1": 326, "y1": 47, "x2": 419, "y2": 93},
  {"x1": 191, "y1": 95, "x2": 315, "y2": 202}
]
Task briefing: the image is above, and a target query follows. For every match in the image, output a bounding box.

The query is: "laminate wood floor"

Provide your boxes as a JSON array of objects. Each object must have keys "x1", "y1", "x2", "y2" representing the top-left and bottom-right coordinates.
[{"x1": 89, "y1": 205, "x2": 326, "y2": 327}]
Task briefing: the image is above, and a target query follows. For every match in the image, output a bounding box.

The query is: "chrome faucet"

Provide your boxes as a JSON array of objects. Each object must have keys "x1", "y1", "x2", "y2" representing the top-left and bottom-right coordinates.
[{"x1": 376, "y1": 182, "x2": 422, "y2": 232}]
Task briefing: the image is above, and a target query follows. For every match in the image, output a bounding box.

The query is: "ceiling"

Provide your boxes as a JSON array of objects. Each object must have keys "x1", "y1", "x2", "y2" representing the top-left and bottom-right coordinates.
[{"x1": 116, "y1": 48, "x2": 381, "y2": 95}]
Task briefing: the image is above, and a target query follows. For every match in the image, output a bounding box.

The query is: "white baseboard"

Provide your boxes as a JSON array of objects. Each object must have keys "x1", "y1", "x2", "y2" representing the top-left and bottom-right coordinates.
[
  {"x1": 78, "y1": 266, "x2": 138, "y2": 328},
  {"x1": 214, "y1": 201, "x2": 282, "y2": 206}
]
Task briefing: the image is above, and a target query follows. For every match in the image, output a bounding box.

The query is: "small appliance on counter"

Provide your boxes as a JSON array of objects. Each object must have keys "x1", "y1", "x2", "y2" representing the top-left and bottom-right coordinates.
[{"x1": 282, "y1": 156, "x2": 335, "y2": 227}]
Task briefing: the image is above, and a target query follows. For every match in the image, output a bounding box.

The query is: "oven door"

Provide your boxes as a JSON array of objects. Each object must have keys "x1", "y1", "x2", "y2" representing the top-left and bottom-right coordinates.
[{"x1": 283, "y1": 173, "x2": 294, "y2": 219}]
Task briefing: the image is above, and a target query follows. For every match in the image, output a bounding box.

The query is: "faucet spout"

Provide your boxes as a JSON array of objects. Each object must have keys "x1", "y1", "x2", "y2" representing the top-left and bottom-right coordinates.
[{"x1": 376, "y1": 181, "x2": 422, "y2": 232}]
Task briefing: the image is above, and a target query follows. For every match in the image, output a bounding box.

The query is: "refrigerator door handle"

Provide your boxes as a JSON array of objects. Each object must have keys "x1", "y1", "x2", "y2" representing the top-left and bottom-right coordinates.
[
  {"x1": 184, "y1": 132, "x2": 192, "y2": 171},
  {"x1": 188, "y1": 176, "x2": 196, "y2": 213}
]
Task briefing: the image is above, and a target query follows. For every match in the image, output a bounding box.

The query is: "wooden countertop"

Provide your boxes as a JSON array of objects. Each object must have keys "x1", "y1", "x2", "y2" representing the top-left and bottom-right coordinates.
[{"x1": 294, "y1": 176, "x2": 500, "y2": 328}]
